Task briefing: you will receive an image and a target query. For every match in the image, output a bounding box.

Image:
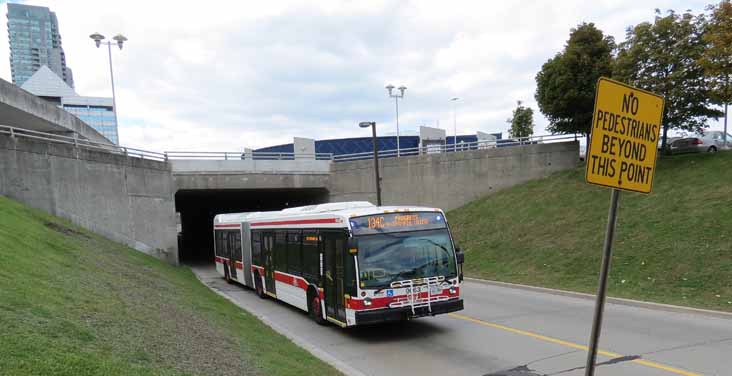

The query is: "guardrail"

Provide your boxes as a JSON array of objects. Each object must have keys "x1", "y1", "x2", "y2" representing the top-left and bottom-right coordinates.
[
  {"x1": 333, "y1": 134, "x2": 580, "y2": 162},
  {"x1": 1, "y1": 124, "x2": 580, "y2": 164},
  {"x1": 0, "y1": 125, "x2": 167, "y2": 162},
  {"x1": 164, "y1": 151, "x2": 334, "y2": 161}
]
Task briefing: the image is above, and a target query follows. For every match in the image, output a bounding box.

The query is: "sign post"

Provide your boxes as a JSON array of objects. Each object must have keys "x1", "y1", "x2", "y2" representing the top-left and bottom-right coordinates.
[{"x1": 583, "y1": 78, "x2": 664, "y2": 376}]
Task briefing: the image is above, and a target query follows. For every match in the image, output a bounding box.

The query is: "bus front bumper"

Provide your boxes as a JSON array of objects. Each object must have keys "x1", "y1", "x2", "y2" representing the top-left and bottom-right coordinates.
[{"x1": 354, "y1": 298, "x2": 464, "y2": 325}]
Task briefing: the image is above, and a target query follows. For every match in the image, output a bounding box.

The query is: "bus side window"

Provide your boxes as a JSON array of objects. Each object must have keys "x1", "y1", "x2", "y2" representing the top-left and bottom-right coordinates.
[
  {"x1": 287, "y1": 230, "x2": 302, "y2": 276},
  {"x1": 274, "y1": 231, "x2": 287, "y2": 272},
  {"x1": 233, "y1": 231, "x2": 242, "y2": 262},
  {"x1": 251, "y1": 231, "x2": 262, "y2": 265},
  {"x1": 302, "y1": 231, "x2": 319, "y2": 283},
  {"x1": 218, "y1": 231, "x2": 228, "y2": 259}
]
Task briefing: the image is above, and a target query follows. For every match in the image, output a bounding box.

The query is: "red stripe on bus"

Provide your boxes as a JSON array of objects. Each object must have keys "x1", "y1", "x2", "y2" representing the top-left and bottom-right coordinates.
[
  {"x1": 235, "y1": 261, "x2": 244, "y2": 270},
  {"x1": 250, "y1": 218, "x2": 339, "y2": 227},
  {"x1": 347, "y1": 288, "x2": 459, "y2": 310},
  {"x1": 214, "y1": 224, "x2": 241, "y2": 229},
  {"x1": 274, "y1": 271, "x2": 310, "y2": 290}
]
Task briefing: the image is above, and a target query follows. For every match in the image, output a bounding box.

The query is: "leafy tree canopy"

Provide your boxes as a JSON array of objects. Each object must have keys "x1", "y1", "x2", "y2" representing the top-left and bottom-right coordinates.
[
  {"x1": 615, "y1": 10, "x2": 723, "y2": 147},
  {"x1": 507, "y1": 101, "x2": 535, "y2": 139},
  {"x1": 535, "y1": 23, "x2": 615, "y2": 139}
]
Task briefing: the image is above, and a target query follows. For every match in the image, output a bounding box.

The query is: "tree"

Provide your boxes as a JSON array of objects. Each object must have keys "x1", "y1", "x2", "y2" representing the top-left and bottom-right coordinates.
[
  {"x1": 700, "y1": 0, "x2": 732, "y2": 146},
  {"x1": 615, "y1": 10, "x2": 723, "y2": 150},
  {"x1": 535, "y1": 23, "x2": 615, "y2": 146},
  {"x1": 507, "y1": 101, "x2": 535, "y2": 139}
]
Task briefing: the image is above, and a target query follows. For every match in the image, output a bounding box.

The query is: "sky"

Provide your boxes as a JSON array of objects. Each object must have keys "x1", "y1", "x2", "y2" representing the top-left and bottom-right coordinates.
[{"x1": 0, "y1": 0, "x2": 722, "y2": 152}]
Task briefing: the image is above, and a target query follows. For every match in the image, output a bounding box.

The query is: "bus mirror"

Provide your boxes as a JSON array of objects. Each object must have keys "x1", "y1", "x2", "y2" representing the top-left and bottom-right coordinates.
[
  {"x1": 347, "y1": 238, "x2": 358, "y2": 255},
  {"x1": 456, "y1": 248, "x2": 464, "y2": 264}
]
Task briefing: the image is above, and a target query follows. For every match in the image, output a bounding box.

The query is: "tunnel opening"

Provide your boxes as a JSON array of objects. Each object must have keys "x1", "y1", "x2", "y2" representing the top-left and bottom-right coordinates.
[{"x1": 175, "y1": 188, "x2": 329, "y2": 265}]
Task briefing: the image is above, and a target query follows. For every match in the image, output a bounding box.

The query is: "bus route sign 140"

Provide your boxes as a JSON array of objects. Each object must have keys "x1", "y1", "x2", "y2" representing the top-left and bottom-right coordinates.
[{"x1": 585, "y1": 77, "x2": 665, "y2": 194}]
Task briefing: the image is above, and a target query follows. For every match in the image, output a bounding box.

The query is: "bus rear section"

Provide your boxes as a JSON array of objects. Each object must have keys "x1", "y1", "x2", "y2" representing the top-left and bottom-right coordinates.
[{"x1": 346, "y1": 211, "x2": 464, "y2": 325}]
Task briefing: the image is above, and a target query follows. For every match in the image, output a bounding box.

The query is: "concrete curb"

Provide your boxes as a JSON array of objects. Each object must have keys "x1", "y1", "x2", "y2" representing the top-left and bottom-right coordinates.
[
  {"x1": 191, "y1": 269, "x2": 365, "y2": 376},
  {"x1": 466, "y1": 277, "x2": 732, "y2": 320}
]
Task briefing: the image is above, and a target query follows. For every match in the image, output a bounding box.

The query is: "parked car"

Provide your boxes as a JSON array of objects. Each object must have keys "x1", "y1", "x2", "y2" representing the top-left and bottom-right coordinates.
[
  {"x1": 702, "y1": 130, "x2": 732, "y2": 149},
  {"x1": 669, "y1": 135, "x2": 721, "y2": 154}
]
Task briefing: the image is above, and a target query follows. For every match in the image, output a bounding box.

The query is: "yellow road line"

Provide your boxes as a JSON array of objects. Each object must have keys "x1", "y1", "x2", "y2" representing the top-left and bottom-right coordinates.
[{"x1": 448, "y1": 313, "x2": 701, "y2": 376}]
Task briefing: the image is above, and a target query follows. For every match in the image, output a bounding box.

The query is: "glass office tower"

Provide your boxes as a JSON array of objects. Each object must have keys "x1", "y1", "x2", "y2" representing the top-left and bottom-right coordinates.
[{"x1": 7, "y1": 3, "x2": 74, "y2": 87}]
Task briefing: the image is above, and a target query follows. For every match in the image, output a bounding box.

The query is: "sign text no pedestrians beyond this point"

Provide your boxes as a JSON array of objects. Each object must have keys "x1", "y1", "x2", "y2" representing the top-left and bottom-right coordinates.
[{"x1": 585, "y1": 77, "x2": 665, "y2": 194}]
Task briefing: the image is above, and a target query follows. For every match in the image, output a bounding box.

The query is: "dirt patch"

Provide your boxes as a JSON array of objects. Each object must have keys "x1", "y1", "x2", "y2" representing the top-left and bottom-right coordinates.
[{"x1": 44, "y1": 221, "x2": 90, "y2": 240}]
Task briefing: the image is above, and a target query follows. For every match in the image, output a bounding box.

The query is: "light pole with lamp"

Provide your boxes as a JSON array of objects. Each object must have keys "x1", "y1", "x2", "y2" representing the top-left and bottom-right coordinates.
[
  {"x1": 89, "y1": 32, "x2": 127, "y2": 132},
  {"x1": 451, "y1": 97, "x2": 460, "y2": 152},
  {"x1": 359, "y1": 121, "x2": 382, "y2": 206},
  {"x1": 385, "y1": 84, "x2": 406, "y2": 157}
]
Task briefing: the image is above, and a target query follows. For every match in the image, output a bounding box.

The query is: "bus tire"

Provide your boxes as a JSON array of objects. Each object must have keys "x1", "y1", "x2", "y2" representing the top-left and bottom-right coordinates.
[
  {"x1": 254, "y1": 274, "x2": 266, "y2": 299},
  {"x1": 310, "y1": 294, "x2": 326, "y2": 325}
]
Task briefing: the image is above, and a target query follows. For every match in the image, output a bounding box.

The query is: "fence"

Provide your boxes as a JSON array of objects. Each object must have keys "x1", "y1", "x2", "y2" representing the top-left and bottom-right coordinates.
[
  {"x1": 0, "y1": 125, "x2": 167, "y2": 162},
  {"x1": 1, "y1": 124, "x2": 580, "y2": 164}
]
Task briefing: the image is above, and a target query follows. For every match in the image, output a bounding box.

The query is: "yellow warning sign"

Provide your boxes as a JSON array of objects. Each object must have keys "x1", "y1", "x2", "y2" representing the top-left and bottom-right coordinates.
[{"x1": 586, "y1": 78, "x2": 665, "y2": 194}]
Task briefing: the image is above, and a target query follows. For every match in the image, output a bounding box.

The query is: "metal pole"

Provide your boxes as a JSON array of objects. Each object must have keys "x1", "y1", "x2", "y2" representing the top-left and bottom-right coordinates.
[
  {"x1": 724, "y1": 103, "x2": 728, "y2": 149},
  {"x1": 395, "y1": 96, "x2": 400, "y2": 158},
  {"x1": 584, "y1": 188, "x2": 621, "y2": 376},
  {"x1": 453, "y1": 101, "x2": 457, "y2": 152},
  {"x1": 371, "y1": 123, "x2": 382, "y2": 206},
  {"x1": 107, "y1": 42, "x2": 120, "y2": 134}
]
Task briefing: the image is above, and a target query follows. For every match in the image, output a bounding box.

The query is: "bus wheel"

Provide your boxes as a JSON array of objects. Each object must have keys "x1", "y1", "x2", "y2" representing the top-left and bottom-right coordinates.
[
  {"x1": 255, "y1": 275, "x2": 266, "y2": 299},
  {"x1": 310, "y1": 295, "x2": 326, "y2": 325}
]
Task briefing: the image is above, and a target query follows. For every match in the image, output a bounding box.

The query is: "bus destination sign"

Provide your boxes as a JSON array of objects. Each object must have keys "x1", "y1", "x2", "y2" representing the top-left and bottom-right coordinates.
[{"x1": 350, "y1": 212, "x2": 446, "y2": 235}]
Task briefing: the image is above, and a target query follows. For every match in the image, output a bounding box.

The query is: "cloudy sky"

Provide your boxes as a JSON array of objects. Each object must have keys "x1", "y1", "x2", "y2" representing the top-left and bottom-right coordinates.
[{"x1": 0, "y1": 0, "x2": 721, "y2": 151}]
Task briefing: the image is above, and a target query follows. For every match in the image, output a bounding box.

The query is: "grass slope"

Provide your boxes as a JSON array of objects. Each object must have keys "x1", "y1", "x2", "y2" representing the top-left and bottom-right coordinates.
[
  {"x1": 0, "y1": 196, "x2": 340, "y2": 376},
  {"x1": 449, "y1": 152, "x2": 732, "y2": 312}
]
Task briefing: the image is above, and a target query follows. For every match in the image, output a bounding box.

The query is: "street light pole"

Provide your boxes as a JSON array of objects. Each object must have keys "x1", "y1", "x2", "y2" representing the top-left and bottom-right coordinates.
[
  {"x1": 359, "y1": 121, "x2": 382, "y2": 206},
  {"x1": 451, "y1": 97, "x2": 459, "y2": 152},
  {"x1": 90, "y1": 32, "x2": 127, "y2": 137},
  {"x1": 386, "y1": 85, "x2": 406, "y2": 157}
]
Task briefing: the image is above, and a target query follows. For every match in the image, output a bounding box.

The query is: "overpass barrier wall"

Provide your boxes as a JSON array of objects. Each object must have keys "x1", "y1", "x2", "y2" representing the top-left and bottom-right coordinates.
[
  {"x1": 328, "y1": 141, "x2": 580, "y2": 211},
  {"x1": 0, "y1": 132, "x2": 178, "y2": 264},
  {"x1": 170, "y1": 159, "x2": 331, "y2": 175}
]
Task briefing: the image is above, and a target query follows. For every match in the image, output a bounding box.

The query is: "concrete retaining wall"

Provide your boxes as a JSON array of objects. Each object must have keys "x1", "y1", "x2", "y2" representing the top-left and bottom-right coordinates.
[
  {"x1": 328, "y1": 141, "x2": 579, "y2": 211},
  {"x1": 0, "y1": 134, "x2": 178, "y2": 264}
]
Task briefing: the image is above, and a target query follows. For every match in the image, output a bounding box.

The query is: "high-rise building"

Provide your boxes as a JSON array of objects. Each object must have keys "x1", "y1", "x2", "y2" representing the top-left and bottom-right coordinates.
[
  {"x1": 7, "y1": 3, "x2": 74, "y2": 88},
  {"x1": 21, "y1": 66, "x2": 118, "y2": 144}
]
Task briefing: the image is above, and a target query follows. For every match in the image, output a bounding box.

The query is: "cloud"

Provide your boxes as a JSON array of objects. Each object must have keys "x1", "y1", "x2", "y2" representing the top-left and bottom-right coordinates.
[{"x1": 0, "y1": 0, "x2": 719, "y2": 151}]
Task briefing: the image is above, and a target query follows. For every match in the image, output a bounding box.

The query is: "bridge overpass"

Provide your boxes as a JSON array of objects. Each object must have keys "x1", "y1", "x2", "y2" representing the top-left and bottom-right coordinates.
[
  {"x1": 0, "y1": 78, "x2": 111, "y2": 144},
  {"x1": 0, "y1": 125, "x2": 579, "y2": 265}
]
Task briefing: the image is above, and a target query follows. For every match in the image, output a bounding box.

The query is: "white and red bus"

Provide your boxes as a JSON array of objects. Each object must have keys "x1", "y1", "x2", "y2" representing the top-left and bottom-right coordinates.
[{"x1": 212, "y1": 201, "x2": 464, "y2": 327}]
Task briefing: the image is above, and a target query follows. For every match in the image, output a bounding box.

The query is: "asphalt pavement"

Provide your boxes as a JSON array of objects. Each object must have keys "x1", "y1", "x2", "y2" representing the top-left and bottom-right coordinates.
[{"x1": 192, "y1": 265, "x2": 731, "y2": 376}]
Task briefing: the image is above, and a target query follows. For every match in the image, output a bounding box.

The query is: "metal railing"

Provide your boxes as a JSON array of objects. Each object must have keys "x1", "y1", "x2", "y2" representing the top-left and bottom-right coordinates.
[
  {"x1": 1, "y1": 124, "x2": 579, "y2": 165},
  {"x1": 333, "y1": 133, "x2": 580, "y2": 162},
  {"x1": 164, "y1": 151, "x2": 334, "y2": 161},
  {"x1": 0, "y1": 125, "x2": 168, "y2": 162}
]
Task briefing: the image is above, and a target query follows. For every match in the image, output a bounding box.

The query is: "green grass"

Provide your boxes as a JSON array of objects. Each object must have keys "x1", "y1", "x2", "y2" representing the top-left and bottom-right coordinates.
[
  {"x1": 448, "y1": 151, "x2": 732, "y2": 312},
  {"x1": 0, "y1": 195, "x2": 340, "y2": 376}
]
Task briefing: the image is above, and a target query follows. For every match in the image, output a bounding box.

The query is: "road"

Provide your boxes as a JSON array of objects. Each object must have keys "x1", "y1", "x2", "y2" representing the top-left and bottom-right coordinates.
[{"x1": 192, "y1": 265, "x2": 731, "y2": 376}]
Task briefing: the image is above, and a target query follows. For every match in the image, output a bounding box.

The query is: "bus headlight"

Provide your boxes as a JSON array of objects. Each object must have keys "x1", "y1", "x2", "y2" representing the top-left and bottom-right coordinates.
[
  {"x1": 364, "y1": 298, "x2": 372, "y2": 306},
  {"x1": 449, "y1": 287, "x2": 457, "y2": 295}
]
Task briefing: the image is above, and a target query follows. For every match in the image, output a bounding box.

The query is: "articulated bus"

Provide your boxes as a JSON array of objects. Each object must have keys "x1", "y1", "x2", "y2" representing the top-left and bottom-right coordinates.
[{"x1": 212, "y1": 201, "x2": 465, "y2": 327}]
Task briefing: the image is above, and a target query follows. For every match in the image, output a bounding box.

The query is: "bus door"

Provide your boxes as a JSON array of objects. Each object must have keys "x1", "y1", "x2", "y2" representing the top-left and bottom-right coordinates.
[
  {"x1": 322, "y1": 231, "x2": 347, "y2": 324},
  {"x1": 262, "y1": 232, "x2": 276, "y2": 295},
  {"x1": 227, "y1": 232, "x2": 237, "y2": 279}
]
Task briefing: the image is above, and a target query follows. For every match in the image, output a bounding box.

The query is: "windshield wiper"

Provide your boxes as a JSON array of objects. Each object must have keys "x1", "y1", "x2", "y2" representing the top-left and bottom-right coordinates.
[{"x1": 373, "y1": 262, "x2": 434, "y2": 294}]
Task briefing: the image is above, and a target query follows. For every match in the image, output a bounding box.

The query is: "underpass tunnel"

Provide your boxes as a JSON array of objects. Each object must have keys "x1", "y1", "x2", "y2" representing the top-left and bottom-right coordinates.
[{"x1": 175, "y1": 188, "x2": 329, "y2": 264}]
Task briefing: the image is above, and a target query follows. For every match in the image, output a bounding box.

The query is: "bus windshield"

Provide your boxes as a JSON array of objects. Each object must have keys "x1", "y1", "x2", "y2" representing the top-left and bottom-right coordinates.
[{"x1": 356, "y1": 229, "x2": 457, "y2": 289}]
